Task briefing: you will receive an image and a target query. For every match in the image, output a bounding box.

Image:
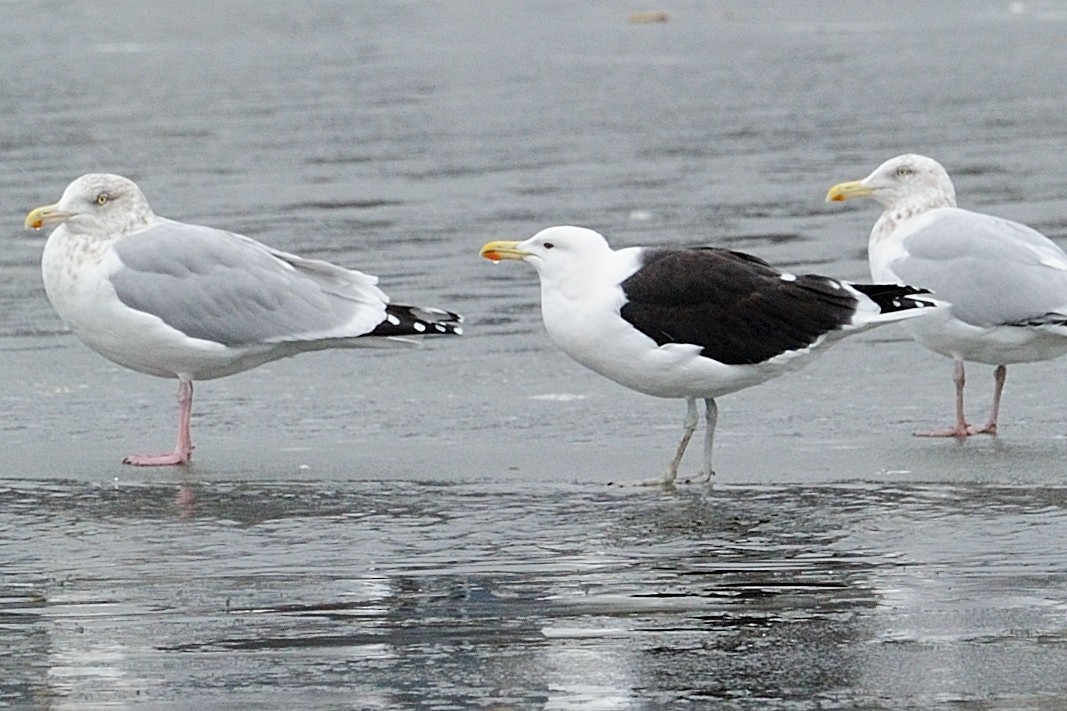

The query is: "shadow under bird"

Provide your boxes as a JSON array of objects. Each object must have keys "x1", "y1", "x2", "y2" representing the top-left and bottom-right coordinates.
[
  {"x1": 481, "y1": 226, "x2": 940, "y2": 486},
  {"x1": 25, "y1": 173, "x2": 463, "y2": 466},
  {"x1": 827, "y1": 154, "x2": 1067, "y2": 437}
]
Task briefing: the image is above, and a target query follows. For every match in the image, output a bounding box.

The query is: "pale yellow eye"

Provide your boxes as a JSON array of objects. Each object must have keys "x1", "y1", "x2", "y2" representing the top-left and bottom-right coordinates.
[{"x1": 95, "y1": 192, "x2": 110, "y2": 205}]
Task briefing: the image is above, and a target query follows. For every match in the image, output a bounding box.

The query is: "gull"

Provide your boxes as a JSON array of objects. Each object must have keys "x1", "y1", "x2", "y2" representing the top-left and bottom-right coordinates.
[
  {"x1": 26, "y1": 173, "x2": 462, "y2": 466},
  {"x1": 480, "y1": 226, "x2": 939, "y2": 485},
  {"x1": 827, "y1": 154, "x2": 1067, "y2": 437}
]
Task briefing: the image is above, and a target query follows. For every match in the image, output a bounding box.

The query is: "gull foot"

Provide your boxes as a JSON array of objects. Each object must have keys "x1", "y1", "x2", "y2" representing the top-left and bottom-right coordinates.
[
  {"x1": 608, "y1": 468, "x2": 680, "y2": 488},
  {"x1": 914, "y1": 426, "x2": 971, "y2": 438},
  {"x1": 123, "y1": 451, "x2": 192, "y2": 466},
  {"x1": 607, "y1": 477, "x2": 676, "y2": 488},
  {"x1": 682, "y1": 470, "x2": 715, "y2": 485}
]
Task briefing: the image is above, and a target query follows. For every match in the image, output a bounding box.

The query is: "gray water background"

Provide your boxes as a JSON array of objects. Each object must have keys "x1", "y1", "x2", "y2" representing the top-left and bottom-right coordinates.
[{"x1": 3, "y1": 1, "x2": 1067, "y2": 708}]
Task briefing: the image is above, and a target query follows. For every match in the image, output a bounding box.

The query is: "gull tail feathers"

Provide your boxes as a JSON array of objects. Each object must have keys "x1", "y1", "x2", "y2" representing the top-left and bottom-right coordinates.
[
  {"x1": 367, "y1": 304, "x2": 464, "y2": 338},
  {"x1": 846, "y1": 283, "x2": 945, "y2": 326}
]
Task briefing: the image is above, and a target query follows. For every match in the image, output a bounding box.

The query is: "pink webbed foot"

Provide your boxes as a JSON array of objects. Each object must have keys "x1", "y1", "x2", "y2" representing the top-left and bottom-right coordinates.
[
  {"x1": 913, "y1": 422, "x2": 997, "y2": 438},
  {"x1": 914, "y1": 425, "x2": 972, "y2": 438},
  {"x1": 122, "y1": 449, "x2": 192, "y2": 467}
]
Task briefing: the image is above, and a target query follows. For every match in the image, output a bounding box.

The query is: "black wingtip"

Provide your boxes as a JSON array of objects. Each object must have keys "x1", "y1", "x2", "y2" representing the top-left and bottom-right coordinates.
[
  {"x1": 369, "y1": 304, "x2": 464, "y2": 337},
  {"x1": 850, "y1": 283, "x2": 937, "y2": 313}
]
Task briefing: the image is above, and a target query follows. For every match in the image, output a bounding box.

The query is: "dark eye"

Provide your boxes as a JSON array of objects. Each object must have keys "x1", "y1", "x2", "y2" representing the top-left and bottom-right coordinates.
[
  {"x1": 95, "y1": 192, "x2": 111, "y2": 205},
  {"x1": 543, "y1": 242, "x2": 554, "y2": 249},
  {"x1": 895, "y1": 166, "x2": 912, "y2": 177}
]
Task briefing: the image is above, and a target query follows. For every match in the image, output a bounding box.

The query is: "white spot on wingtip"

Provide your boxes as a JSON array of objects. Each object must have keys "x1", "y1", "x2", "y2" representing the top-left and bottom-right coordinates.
[
  {"x1": 828, "y1": 280, "x2": 841, "y2": 290},
  {"x1": 413, "y1": 322, "x2": 426, "y2": 332},
  {"x1": 454, "y1": 326, "x2": 464, "y2": 335},
  {"x1": 387, "y1": 314, "x2": 401, "y2": 326},
  {"x1": 780, "y1": 273, "x2": 797, "y2": 282}
]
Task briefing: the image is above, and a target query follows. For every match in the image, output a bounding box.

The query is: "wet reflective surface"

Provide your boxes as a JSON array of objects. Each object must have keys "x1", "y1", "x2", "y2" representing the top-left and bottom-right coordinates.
[
  {"x1": 4, "y1": 481, "x2": 1067, "y2": 708},
  {"x1": 4, "y1": 1, "x2": 1067, "y2": 708}
]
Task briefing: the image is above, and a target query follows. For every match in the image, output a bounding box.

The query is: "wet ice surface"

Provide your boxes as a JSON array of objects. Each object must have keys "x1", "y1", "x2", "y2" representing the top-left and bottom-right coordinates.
[
  {"x1": 4, "y1": 479, "x2": 1067, "y2": 709},
  {"x1": 4, "y1": 0, "x2": 1067, "y2": 708}
]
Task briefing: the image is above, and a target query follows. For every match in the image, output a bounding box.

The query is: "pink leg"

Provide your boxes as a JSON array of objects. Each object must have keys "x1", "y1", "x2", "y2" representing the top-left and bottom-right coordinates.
[
  {"x1": 915, "y1": 359, "x2": 972, "y2": 438},
  {"x1": 967, "y1": 364, "x2": 1006, "y2": 436},
  {"x1": 123, "y1": 379, "x2": 195, "y2": 466}
]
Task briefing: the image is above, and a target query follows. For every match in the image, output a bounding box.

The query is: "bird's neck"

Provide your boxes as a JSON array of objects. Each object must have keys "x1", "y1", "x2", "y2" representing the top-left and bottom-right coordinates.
[
  {"x1": 45, "y1": 225, "x2": 113, "y2": 256},
  {"x1": 535, "y1": 257, "x2": 620, "y2": 333},
  {"x1": 871, "y1": 192, "x2": 955, "y2": 247},
  {"x1": 539, "y1": 270, "x2": 595, "y2": 304}
]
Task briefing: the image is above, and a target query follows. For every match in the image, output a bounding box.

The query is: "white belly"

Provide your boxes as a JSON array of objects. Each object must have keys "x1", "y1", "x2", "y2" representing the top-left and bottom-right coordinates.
[
  {"x1": 904, "y1": 308, "x2": 1067, "y2": 365},
  {"x1": 539, "y1": 287, "x2": 833, "y2": 400}
]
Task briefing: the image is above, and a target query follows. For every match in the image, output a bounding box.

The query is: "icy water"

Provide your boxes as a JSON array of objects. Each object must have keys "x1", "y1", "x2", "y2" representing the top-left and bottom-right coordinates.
[{"x1": 3, "y1": 1, "x2": 1067, "y2": 708}]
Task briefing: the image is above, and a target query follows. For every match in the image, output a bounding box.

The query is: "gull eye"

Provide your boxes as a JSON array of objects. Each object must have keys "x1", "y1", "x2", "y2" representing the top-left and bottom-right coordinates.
[
  {"x1": 543, "y1": 242, "x2": 554, "y2": 250},
  {"x1": 95, "y1": 192, "x2": 111, "y2": 205},
  {"x1": 895, "y1": 166, "x2": 912, "y2": 177}
]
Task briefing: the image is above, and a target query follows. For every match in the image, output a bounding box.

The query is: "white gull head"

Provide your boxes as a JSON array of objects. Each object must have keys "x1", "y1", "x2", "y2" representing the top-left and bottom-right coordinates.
[
  {"x1": 826, "y1": 153, "x2": 958, "y2": 246},
  {"x1": 26, "y1": 173, "x2": 157, "y2": 240}
]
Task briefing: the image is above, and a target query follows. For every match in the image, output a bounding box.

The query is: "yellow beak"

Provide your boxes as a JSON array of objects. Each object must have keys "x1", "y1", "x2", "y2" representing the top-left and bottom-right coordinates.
[
  {"x1": 825, "y1": 179, "x2": 875, "y2": 203},
  {"x1": 823, "y1": 180, "x2": 874, "y2": 201},
  {"x1": 479, "y1": 240, "x2": 531, "y2": 262},
  {"x1": 24, "y1": 203, "x2": 72, "y2": 230}
]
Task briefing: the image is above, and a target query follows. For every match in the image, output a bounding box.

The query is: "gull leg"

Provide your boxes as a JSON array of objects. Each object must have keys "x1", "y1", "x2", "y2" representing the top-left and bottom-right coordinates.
[
  {"x1": 123, "y1": 379, "x2": 195, "y2": 466},
  {"x1": 685, "y1": 398, "x2": 717, "y2": 484},
  {"x1": 967, "y1": 364, "x2": 1006, "y2": 436},
  {"x1": 175, "y1": 379, "x2": 195, "y2": 456},
  {"x1": 915, "y1": 359, "x2": 972, "y2": 438},
  {"x1": 610, "y1": 397, "x2": 697, "y2": 487},
  {"x1": 661, "y1": 396, "x2": 699, "y2": 485}
]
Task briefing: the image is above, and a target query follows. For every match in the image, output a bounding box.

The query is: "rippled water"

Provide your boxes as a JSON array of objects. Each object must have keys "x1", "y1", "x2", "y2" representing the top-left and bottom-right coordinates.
[{"x1": 3, "y1": 1, "x2": 1067, "y2": 708}]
